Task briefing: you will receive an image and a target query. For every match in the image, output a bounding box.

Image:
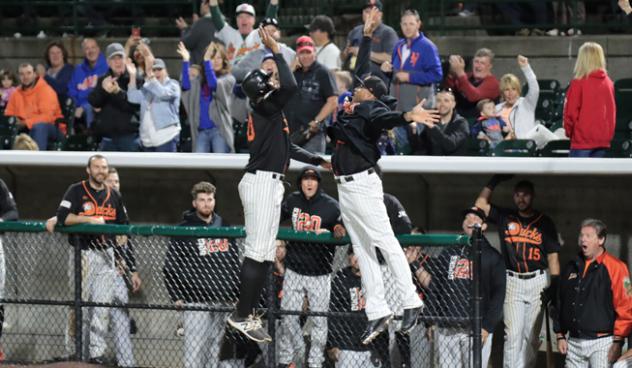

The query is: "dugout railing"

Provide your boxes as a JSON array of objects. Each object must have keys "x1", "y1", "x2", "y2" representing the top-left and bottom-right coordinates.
[{"x1": 0, "y1": 221, "x2": 481, "y2": 368}]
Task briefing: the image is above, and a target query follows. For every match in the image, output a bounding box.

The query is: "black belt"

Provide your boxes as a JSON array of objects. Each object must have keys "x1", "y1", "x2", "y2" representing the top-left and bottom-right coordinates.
[
  {"x1": 246, "y1": 170, "x2": 285, "y2": 181},
  {"x1": 507, "y1": 269, "x2": 544, "y2": 279},
  {"x1": 335, "y1": 168, "x2": 375, "y2": 184}
]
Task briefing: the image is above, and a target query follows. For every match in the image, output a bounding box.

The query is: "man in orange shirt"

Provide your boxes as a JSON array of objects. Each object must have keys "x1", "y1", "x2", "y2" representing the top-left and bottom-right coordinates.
[{"x1": 5, "y1": 63, "x2": 63, "y2": 150}]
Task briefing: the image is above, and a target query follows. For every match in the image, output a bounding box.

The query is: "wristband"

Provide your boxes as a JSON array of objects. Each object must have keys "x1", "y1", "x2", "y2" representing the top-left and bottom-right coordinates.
[{"x1": 556, "y1": 336, "x2": 566, "y2": 341}]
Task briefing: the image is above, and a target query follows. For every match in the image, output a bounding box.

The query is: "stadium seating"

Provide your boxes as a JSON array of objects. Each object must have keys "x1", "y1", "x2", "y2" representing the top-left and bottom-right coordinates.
[
  {"x1": 538, "y1": 139, "x2": 570, "y2": 157},
  {"x1": 615, "y1": 78, "x2": 632, "y2": 137},
  {"x1": 492, "y1": 139, "x2": 537, "y2": 157}
]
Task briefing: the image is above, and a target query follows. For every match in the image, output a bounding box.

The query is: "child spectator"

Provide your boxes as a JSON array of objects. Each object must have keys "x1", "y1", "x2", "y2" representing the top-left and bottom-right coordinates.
[
  {"x1": 0, "y1": 70, "x2": 17, "y2": 109},
  {"x1": 563, "y1": 42, "x2": 615, "y2": 157},
  {"x1": 472, "y1": 99, "x2": 512, "y2": 148},
  {"x1": 334, "y1": 71, "x2": 353, "y2": 117}
]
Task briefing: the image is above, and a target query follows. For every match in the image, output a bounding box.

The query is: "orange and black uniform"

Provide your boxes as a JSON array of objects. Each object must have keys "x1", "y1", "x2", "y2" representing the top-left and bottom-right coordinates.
[
  {"x1": 554, "y1": 251, "x2": 632, "y2": 339},
  {"x1": 488, "y1": 205, "x2": 560, "y2": 272},
  {"x1": 56, "y1": 180, "x2": 128, "y2": 249}
]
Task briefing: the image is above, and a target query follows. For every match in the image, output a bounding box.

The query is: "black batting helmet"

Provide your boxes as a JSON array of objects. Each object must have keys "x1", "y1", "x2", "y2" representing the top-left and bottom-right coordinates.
[{"x1": 242, "y1": 69, "x2": 274, "y2": 104}]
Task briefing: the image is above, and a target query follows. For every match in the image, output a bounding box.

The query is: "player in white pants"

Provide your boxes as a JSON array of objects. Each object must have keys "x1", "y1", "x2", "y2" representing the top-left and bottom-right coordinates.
[{"x1": 0, "y1": 179, "x2": 19, "y2": 358}]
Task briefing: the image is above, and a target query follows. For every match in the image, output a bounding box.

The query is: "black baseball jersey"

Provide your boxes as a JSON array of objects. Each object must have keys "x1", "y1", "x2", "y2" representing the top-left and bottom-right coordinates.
[
  {"x1": 244, "y1": 53, "x2": 323, "y2": 174},
  {"x1": 488, "y1": 205, "x2": 561, "y2": 272},
  {"x1": 327, "y1": 267, "x2": 388, "y2": 352},
  {"x1": 163, "y1": 210, "x2": 240, "y2": 303},
  {"x1": 281, "y1": 189, "x2": 342, "y2": 276},
  {"x1": 424, "y1": 236, "x2": 506, "y2": 331},
  {"x1": 0, "y1": 179, "x2": 18, "y2": 221},
  {"x1": 56, "y1": 180, "x2": 128, "y2": 249}
]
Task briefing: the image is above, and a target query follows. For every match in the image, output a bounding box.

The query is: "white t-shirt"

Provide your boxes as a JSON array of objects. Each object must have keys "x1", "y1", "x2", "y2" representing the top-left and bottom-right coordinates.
[{"x1": 316, "y1": 42, "x2": 341, "y2": 70}]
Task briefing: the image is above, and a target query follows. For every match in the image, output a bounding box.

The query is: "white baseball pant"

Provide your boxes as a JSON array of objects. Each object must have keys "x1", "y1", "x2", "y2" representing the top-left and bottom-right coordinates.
[
  {"x1": 238, "y1": 171, "x2": 285, "y2": 263},
  {"x1": 65, "y1": 248, "x2": 116, "y2": 359},
  {"x1": 436, "y1": 327, "x2": 493, "y2": 368},
  {"x1": 336, "y1": 170, "x2": 423, "y2": 321},
  {"x1": 336, "y1": 350, "x2": 375, "y2": 368},
  {"x1": 409, "y1": 324, "x2": 435, "y2": 368},
  {"x1": 110, "y1": 274, "x2": 135, "y2": 367},
  {"x1": 503, "y1": 270, "x2": 549, "y2": 368},
  {"x1": 278, "y1": 269, "x2": 331, "y2": 368},
  {"x1": 0, "y1": 238, "x2": 5, "y2": 300},
  {"x1": 565, "y1": 336, "x2": 613, "y2": 368},
  {"x1": 183, "y1": 304, "x2": 244, "y2": 368}
]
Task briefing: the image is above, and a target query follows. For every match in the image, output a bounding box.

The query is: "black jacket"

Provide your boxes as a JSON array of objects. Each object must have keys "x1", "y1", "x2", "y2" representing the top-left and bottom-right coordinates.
[
  {"x1": 280, "y1": 166, "x2": 343, "y2": 276},
  {"x1": 423, "y1": 236, "x2": 506, "y2": 331},
  {"x1": 245, "y1": 53, "x2": 323, "y2": 174},
  {"x1": 554, "y1": 251, "x2": 632, "y2": 339},
  {"x1": 163, "y1": 210, "x2": 240, "y2": 303},
  {"x1": 88, "y1": 69, "x2": 141, "y2": 138},
  {"x1": 328, "y1": 35, "x2": 410, "y2": 176},
  {"x1": 409, "y1": 112, "x2": 469, "y2": 156}
]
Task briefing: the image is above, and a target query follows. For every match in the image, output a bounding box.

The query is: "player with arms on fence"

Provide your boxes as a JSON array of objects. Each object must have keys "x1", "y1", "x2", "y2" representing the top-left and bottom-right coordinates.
[
  {"x1": 327, "y1": 7, "x2": 440, "y2": 345},
  {"x1": 54, "y1": 154, "x2": 129, "y2": 363},
  {"x1": 227, "y1": 27, "x2": 329, "y2": 343},
  {"x1": 475, "y1": 175, "x2": 561, "y2": 368}
]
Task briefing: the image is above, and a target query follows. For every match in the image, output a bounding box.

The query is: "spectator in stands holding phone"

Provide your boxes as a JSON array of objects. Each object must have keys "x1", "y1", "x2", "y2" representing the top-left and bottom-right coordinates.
[
  {"x1": 68, "y1": 38, "x2": 108, "y2": 130},
  {"x1": 563, "y1": 42, "x2": 615, "y2": 157},
  {"x1": 180, "y1": 41, "x2": 236, "y2": 153},
  {"x1": 124, "y1": 29, "x2": 152, "y2": 79},
  {"x1": 445, "y1": 48, "x2": 499, "y2": 119},
  {"x1": 4, "y1": 63, "x2": 63, "y2": 150},
  {"x1": 40, "y1": 41, "x2": 74, "y2": 107},
  {"x1": 88, "y1": 43, "x2": 142, "y2": 152},
  {"x1": 127, "y1": 45, "x2": 181, "y2": 152}
]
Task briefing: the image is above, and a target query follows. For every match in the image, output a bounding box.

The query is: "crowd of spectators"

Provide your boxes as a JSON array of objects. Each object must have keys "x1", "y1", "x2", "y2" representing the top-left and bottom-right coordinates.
[{"x1": 0, "y1": 0, "x2": 630, "y2": 156}]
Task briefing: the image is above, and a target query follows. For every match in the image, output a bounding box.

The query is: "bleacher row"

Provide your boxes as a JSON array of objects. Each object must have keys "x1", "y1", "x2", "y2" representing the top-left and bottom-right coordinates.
[{"x1": 2, "y1": 77, "x2": 632, "y2": 157}]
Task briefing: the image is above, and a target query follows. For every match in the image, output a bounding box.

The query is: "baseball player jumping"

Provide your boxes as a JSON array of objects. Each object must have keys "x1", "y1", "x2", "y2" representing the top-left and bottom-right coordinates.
[
  {"x1": 475, "y1": 176, "x2": 561, "y2": 368},
  {"x1": 228, "y1": 27, "x2": 328, "y2": 343},
  {"x1": 554, "y1": 219, "x2": 632, "y2": 367},
  {"x1": 327, "y1": 7, "x2": 439, "y2": 345}
]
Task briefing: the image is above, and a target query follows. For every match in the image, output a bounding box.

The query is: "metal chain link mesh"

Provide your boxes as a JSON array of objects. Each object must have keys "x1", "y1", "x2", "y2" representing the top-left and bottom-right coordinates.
[{"x1": 0, "y1": 229, "x2": 477, "y2": 368}]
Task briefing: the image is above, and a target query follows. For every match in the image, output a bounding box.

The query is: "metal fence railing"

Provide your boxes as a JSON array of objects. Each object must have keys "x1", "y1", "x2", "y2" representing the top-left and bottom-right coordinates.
[{"x1": 0, "y1": 221, "x2": 479, "y2": 367}]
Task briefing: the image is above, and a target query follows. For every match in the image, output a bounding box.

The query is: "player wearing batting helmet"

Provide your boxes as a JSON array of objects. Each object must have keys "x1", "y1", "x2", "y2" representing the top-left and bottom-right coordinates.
[
  {"x1": 227, "y1": 27, "x2": 329, "y2": 344},
  {"x1": 554, "y1": 219, "x2": 632, "y2": 367},
  {"x1": 475, "y1": 175, "x2": 561, "y2": 368},
  {"x1": 326, "y1": 7, "x2": 439, "y2": 345}
]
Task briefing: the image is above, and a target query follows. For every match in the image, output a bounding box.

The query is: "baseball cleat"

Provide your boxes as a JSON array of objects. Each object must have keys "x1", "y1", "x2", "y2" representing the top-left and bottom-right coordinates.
[
  {"x1": 400, "y1": 305, "x2": 423, "y2": 334},
  {"x1": 227, "y1": 312, "x2": 272, "y2": 343},
  {"x1": 360, "y1": 313, "x2": 393, "y2": 345}
]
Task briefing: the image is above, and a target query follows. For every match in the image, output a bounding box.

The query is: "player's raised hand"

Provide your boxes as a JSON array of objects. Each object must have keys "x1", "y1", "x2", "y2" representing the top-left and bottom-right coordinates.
[
  {"x1": 363, "y1": 7, "x2": 380, "y2": 37},
  {"x1": 259, "y1": 27, "x2": 280, "y2": 54},
  {"x1": 406, "y1": 99, "x2": 440, "y2": 124}
]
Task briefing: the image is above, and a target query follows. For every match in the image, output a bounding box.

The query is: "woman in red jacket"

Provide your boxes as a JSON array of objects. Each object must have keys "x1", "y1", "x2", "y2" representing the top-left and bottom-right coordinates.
[{"x1": 563, "y1": 42, "x2": 616, "y2": 157}]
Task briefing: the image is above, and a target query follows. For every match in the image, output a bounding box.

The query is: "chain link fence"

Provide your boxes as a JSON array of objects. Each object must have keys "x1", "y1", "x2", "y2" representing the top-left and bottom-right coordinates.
[{"x1": 0, "y1": 222, "x2": 480, "y2": 368}]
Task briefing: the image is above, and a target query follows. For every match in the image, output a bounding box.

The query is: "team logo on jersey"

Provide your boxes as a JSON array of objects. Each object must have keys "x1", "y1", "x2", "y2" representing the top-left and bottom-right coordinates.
[
  {"x1": 82, "y1": 202, "x2": 95, "y2": 216},
  {"x1": 197, "y1": 238, "x2": 230, "y2": 256},
  {"x1": 624, "y1": 277, "x2": 632, "y2": 297},
  {"x1": 448, "y1": 255, "x2": 472, "y2": 280},
  {"x1": 505, "y1": 221, "x2": 542, "y2": 245}
]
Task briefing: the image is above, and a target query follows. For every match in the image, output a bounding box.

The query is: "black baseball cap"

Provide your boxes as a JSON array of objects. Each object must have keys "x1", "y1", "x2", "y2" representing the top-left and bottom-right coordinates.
[
  {"x1": 260, "y1": 17, "x2": 279, "y2": 29},
  {"x1": 356, "y1": 75, "x2": 387, "y2": 100},
  {"x1": 363, "y1": 0, "x2": 383, "y2": 11},
  {"x1": 462, "y1": 207, "x2": 487, "y2": 223}
]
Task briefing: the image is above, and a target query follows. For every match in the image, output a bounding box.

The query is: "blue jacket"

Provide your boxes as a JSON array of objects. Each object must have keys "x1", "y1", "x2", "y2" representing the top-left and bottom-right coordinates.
[
  {"x1": 67, "y1": 53, "x2": 108, "y2": 107},
  {"x1": 391, "y1": 33, "x2": 442, "y2": 86},
  {"x1": 44, "y1": 64, "x2": 74, "y2": 105},
  {"x1": 127, "y1": 77, "x2": 181, "y2": 130}
]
